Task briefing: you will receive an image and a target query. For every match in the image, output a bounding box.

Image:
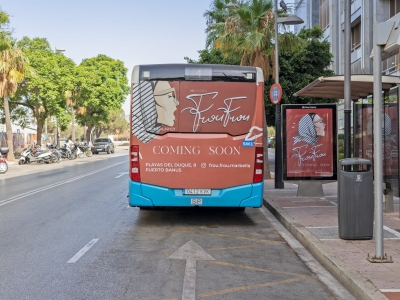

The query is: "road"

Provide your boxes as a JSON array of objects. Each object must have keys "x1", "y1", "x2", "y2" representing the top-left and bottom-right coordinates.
[{"x1": 0, "y1": 148, "x2": 352, "y2": 299}]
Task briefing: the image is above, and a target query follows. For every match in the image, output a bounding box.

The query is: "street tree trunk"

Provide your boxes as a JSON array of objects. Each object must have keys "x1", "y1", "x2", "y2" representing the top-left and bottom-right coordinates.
[
  {"x1": 94, "y1": 128, "x2": 102, "y2": 139},
  {"x1": 36, "y1": 121, "x2": 43, "y2": 147},
  {"x1": 86, "y1": 123, "x2": 93, "y2": 142},
  {"x1": 71, "y1": 109, "x2": 75, "y2": 142},
  {"x1": 3, "y1": 91, "x2": 16, "y2": 161}
]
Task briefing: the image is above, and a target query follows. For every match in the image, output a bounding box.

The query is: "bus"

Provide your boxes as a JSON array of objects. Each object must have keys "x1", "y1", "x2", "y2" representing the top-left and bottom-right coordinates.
[{"x1": 129, "y1": 64, "x2": 265, "y2": 209}]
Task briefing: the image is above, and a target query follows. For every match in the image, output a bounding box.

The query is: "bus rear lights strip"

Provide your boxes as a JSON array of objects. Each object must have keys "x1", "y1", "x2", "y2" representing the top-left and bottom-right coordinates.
[
  {"x1": 130, "y1": 145, "x2": 141, "y2": 182},
  {"x1": 253, "y1": 147, "x2": 264, "y2": 183}
]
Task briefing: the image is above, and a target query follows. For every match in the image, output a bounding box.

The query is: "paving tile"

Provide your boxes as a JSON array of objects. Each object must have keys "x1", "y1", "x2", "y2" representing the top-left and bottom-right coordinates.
[{"x1": 263, "y1": 179, "x2": 400, "y2": 294}]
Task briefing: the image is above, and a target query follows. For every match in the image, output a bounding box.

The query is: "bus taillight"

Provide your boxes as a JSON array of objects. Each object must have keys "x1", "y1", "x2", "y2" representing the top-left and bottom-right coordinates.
[
  {"x1": 130, "y1": 145, "x2": 141, "y2": 182},
  {"x1": 253, "y1": 147, "x2": 264, "y2": 183}
]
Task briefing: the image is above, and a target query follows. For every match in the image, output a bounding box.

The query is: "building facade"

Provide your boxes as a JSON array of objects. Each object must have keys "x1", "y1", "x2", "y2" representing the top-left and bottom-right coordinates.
[
  {"x1": 294, "y1": 0, "x2": 396, "y2": 75},
  {"x1": 293, "y1": 0, "x2": 400, "y2": 194},
  {"x1": 293, "y1": 0, "x2": 400, "y2": 133}
]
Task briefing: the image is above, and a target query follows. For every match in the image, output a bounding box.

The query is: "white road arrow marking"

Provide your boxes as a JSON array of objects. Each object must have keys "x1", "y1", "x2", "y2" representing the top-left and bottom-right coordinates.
[
  {"x1": 168, "y1": 240, "x2": 214, "y2": 300},
  {"x1": 115, "y1": 172, "x2": 129, "y2": 178}
]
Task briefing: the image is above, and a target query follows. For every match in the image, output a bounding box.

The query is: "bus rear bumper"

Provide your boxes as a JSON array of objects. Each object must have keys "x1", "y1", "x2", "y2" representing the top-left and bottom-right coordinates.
[{"x1": 129, "y1": 181, "x2": 263, "y2": 208}]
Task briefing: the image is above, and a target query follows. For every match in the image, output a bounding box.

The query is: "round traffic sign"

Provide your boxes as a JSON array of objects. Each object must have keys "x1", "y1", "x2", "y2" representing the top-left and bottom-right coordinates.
[{"x1": 270, "y1": 83, "x2": 283, "y2": 104}]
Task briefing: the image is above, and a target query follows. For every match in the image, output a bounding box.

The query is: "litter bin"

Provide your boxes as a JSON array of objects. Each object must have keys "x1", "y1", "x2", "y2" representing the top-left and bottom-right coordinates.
[{"x1": 337, "y1": 158, "x2": 374, "y2": 240}]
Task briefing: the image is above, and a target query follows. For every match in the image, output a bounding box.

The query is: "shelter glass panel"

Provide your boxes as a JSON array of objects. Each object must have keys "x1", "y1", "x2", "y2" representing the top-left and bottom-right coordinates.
[{"x1": 353, "y1": 87, "x2": 399, "y2": 195}]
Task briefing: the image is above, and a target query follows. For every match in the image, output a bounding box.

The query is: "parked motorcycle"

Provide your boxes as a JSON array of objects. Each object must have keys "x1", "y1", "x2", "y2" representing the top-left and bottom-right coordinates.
[
  {"x1": 46, "y1": 144, "x2": 62, "y2": 163},
  {"x1": 71, "y1": 143, "x2": 84, "y2": 159},
  {"x1": 19, "y1": 145, "x2": 55, "y2": 164},
  {"x1": 0, "y1": 147, "x2": 9, "y2": 174},
  {"x1": 79, "y1": 142, "x2": 92, "y2": 157},
  {"x1": 49, "y1": 149, "x2": 62, "y2": 163},
  {"x1": 58, "y1": 144, "x2": 74, "y2": 160}
]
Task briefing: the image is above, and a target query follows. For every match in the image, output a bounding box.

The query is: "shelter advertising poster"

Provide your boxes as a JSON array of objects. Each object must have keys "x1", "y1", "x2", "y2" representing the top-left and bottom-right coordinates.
[
  {"x1": 283, "y1": 104, "x2": 337, "y2": 180},
  {"x1": 355, "y1": 103, "x2": 398, "y2": 179}
]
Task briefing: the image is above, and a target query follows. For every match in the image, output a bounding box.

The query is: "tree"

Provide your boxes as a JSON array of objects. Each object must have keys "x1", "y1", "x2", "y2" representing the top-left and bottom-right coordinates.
[
  {"x1": 75, "y1": 55, "x2": 129, "y2": 142},
  {"x1": 65, "y1": 89, "x2": 80, "y2": 142},
  {"x1": 185, "y1": 47, "x2": 240, "y2": 65},
  {"x1": 206, "y1": 0, "x2": 305, "y2": 79},
  {"x1": 0, "y1": 36, "x2": 32, "y2": 160},
  {"x1": 264, "y1": 26, "x2": 338, "y2": 125},
  {"x1": 94, "y1": 108, "x2": 128, "y2": 138},
  {"x1": 204, "y1": 0, "x2": 242, "y2": 25},
  {"x1": 15, "y1": 37, "x2": 76, "y2": 145},
  {"x1": 0, "y1": 8, "x2": 11, "y2": 38}
]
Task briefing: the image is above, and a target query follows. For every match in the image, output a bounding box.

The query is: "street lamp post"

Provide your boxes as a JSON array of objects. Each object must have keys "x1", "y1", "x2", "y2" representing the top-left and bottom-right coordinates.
[
  {"x1": 225, "y1": 2, "x2": 302, "y2": 188},
  {"x1": 274, "y1": 0, "x2": 304, "y2": 189}
]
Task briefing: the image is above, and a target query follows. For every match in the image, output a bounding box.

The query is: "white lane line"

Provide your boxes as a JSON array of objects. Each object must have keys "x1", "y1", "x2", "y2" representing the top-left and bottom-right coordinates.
[
  {"x1": 0, "y1": 161, "x2": 124, "y2": 207},
  {"x1": 67, "y1": 238, "x2": 99, "y2": 263},
  {"x1": 383, "y1": 226, "x2": 400, "y2": 238},
  {"x1": 381, "y1": 289, "x2": 400, "y2": 292},
  {"x1": 115, "y1": 172, "x2": 129, "y2": 178}
]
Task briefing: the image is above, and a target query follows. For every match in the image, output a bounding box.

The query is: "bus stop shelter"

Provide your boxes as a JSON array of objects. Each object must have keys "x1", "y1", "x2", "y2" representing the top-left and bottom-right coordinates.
[{"x1": 293, "y1": 75, "x2": 400, "y2": 201}]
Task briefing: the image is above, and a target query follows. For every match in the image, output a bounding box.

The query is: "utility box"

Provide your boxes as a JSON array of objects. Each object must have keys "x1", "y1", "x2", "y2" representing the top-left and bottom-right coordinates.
[{"x1": 338, "y1": 158, "x2": 373, "y2": 240}]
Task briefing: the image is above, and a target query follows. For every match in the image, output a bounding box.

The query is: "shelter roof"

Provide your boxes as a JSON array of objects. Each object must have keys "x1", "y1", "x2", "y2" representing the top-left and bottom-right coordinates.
[{"x1": 293, "y1": 75, "x2": 400, "y2": 100}]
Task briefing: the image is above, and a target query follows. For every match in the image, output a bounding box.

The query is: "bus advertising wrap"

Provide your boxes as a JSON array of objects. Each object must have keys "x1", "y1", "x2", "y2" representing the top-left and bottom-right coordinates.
[
  {"x1": 283, "y1": 104, "x2": 337, "y2": 181},
  {"x1": 130, "y1": 80, "x2": 265, "y2": 189}
]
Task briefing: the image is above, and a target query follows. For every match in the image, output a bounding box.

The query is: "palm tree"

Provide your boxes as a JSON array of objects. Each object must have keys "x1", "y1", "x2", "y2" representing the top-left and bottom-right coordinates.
[
  {"x1": 204, "y1": 0, "x2": 242, "y2": 25},
  {"x1": 0, "y1": 37, "x2": 31, "y2": 160},
  {"x1": 204, "y1": 0, "x2": 243, "y2": 51},
  {"x1": 205, "y1": 0, "x2": 305, "y2": 179},
  {"x1": 207, "y1": 0, "x2": 304, "y2": 79}
]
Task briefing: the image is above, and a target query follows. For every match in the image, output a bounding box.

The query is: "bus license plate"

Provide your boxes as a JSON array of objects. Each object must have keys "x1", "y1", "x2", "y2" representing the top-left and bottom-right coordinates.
[
  {"x1": 185, "y1": 189, "x2": 211, "y2": 195},
  {"x1": 191, "y1": 198, "x2": 203, "y2": 205}
]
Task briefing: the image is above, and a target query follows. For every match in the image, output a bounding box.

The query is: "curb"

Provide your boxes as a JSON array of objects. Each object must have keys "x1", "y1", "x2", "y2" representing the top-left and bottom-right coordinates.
[{"x1": 263, "y1": 197, "x2": 388, "y2": 300}]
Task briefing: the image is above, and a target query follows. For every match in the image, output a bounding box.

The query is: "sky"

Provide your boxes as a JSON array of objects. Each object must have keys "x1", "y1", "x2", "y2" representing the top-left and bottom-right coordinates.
[{"x1": 1, "y1": 0, "x2": 212, "y2": 115}]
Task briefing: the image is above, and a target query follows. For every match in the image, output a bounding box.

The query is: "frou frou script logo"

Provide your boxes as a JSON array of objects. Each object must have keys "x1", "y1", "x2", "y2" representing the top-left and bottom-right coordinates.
[
  {"x1": 291, "y1": 144, "x2": 327, "y2": 166},
  {"x1": 181, "y1": 92, "x2": 250, "y2": 132}
]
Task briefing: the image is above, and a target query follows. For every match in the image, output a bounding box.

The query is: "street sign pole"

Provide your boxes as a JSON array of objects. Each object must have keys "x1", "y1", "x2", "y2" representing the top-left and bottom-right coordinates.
[{"x1": 270, "y1": 83, "x2": 284, "y2": 189}]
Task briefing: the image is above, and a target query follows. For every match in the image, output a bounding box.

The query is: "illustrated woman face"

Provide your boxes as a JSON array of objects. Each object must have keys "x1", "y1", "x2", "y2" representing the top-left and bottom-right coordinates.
[
  {"x1": 154, "y1": 81, "x2": 179, "y2": 126},
  {"x1": 313, "y1": 114, "x2": 326, "y2": 136}
]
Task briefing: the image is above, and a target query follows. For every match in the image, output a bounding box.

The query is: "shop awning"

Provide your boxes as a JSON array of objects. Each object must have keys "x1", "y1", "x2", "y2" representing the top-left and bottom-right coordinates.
[{"x1": 293, "y1": 75, "x2": 400, "y2": 101}]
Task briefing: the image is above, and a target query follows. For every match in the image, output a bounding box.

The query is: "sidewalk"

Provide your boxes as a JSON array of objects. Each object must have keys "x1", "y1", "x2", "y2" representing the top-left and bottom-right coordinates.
[
  {"x1": 114, "y1": 142, "x2": 129, "y2": 150},
  {"x1": 263, "y1": 179, "x2": 400, "y2": 300}
]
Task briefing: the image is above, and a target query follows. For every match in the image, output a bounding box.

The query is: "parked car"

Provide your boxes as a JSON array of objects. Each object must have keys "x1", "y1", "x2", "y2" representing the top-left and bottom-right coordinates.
[
  {"x1": 268, "y1": 137, "x2": 275, "y2": 148},
  {"x1": 92, "y1": 138, "x2": 115, "y2": 154}
]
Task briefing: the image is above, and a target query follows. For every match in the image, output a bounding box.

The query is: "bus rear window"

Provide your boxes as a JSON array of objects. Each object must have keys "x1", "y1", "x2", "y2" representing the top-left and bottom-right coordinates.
[{"x1": 132, "y1": 80, "x2": 257, "y2": 142}]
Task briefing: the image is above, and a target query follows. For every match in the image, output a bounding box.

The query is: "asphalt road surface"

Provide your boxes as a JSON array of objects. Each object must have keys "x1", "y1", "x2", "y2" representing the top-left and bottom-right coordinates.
[{"x1": 0, "y1": 148, "x2": 352, "y2": 299}]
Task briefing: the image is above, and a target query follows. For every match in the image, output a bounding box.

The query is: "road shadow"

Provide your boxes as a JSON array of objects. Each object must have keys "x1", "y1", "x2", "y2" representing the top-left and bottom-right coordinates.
[{"x1": 133, "y1": 206, "x2": 259, "y2": 227}]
